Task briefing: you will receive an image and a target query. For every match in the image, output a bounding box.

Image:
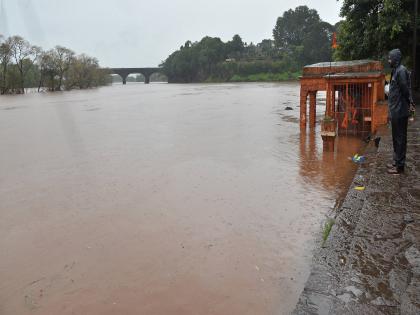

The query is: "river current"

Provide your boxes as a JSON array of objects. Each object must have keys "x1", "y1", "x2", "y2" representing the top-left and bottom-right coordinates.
[{"x1": 0, "y1": 82, "x2": 361, "y2": 314}]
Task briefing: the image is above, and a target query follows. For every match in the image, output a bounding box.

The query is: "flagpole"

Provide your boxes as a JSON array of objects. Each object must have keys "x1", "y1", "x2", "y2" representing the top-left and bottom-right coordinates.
[
  {"x1": 330, "y1": 32, "x2": 338, "y2": 76},
  {"x1": 329, "y1": 32, "x2": 339, "y2": 123}
]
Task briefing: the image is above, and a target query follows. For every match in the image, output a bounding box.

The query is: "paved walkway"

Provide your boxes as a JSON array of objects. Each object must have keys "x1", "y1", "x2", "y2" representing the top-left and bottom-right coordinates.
[{"x1": 293, "y1": 116, "x2": 420, "y2": 314}]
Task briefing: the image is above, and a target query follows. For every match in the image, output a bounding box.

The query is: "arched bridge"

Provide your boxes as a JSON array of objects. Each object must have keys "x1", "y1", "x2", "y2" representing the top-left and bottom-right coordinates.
[{"x1": 110, "y1": 68, "x2": 164, "y2": 84}]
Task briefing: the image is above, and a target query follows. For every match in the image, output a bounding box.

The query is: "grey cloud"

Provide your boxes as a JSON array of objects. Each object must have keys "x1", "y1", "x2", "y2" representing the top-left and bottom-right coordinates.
[{"x1": 0, "y1": 0, "x2": 342, "y2": 67}]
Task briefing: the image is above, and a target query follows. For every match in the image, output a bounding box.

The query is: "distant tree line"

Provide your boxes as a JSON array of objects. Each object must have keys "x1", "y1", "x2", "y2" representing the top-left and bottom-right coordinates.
[
  {"x1": 163, "y1": 1, "x2": 418, "y2": 86},
  {"x1": 0, "y1": 34, "x2": 110, "y2": 95},
  {"x1": 162, "y1": 6, "x2": 335, "y2": 83}
]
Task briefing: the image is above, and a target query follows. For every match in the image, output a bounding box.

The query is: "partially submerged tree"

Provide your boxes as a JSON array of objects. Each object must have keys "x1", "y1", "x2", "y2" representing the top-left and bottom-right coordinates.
[
  {"x1": 38, "y1": 50, "x2": 59, "y2": 91},
  {"x1": 0, "y1": 34, "x2": 109, "y2": 94},
  {"x1": 0, "y1": 35, "x2": 12, "y2": 94},
  {"x1": 54, "y1": 46, "x2": 75, "y2": 90},
  {"x1": 9, "y1": 36, "x2": 41, "y2": 93},
  {"x1": 66, "y1": 54, "x2": 108, "y2": 89}
]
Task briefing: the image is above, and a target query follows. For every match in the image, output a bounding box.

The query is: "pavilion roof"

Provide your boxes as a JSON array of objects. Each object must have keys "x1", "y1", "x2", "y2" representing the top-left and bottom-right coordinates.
[{"x1": 302, "y1": 60, "x2": 384, "y2": 78}]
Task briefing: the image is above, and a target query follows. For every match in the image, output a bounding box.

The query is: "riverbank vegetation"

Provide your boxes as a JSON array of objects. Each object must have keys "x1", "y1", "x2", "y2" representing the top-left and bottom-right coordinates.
[
  {"x1": 336, "y1": 0, "x2": 417, "y2": 68},
  {"x1": 0, "y1": 35, "x2": 110, "y2": 95},
  {"x1": 163, "y1": 1, "x2": 418, "y2": 86},
  {"x1": 336, "y1": 0, "x2": 418, "y2": 90},
  {"x1": 162, "y1": 6, "x2": 336, "y2": 83},
  {"x1": 322, "y1": 218, "x2": 335, "y2": 246}
]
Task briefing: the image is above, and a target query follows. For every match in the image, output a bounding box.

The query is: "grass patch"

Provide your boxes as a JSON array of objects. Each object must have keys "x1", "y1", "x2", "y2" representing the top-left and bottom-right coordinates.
[
  {"x1": 203, "y1": 71, "x2": 302, "y2": 83},
  {"x1": 322, "y1": 218, "x2": 335, "y2": 245},
  {"x1": 229, "y1": 71, "x2": 301, "y2": 82},
  {"x1": 204, "y1": 76, "x2": 225, "y2": 83}
]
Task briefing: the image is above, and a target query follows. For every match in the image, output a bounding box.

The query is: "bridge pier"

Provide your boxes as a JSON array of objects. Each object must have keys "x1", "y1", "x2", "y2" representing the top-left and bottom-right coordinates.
[
  {"x1": 119, "y1": 73, "x2": 129, "y2": 85},
  {"x1": 110, "y1": 68, "x2": 164, "y2": 85}
]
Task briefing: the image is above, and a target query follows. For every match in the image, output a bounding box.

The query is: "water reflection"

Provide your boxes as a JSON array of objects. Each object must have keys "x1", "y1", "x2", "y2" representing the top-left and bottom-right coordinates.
[{"x1": 299, "y1": 127, "x2": 362, "y2": 201}]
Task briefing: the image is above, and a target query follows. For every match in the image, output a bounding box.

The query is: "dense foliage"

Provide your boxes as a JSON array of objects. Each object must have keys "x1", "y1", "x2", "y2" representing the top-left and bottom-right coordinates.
[
  {"x1": 0, "y1": 35, "x2": 110, "y2": 94},
  {"x1": 273, "y1": 6, "x2": 335, "y2": 66},
  {"x1": 162, "y1": 6, "x2": 335, "y2": 83},
  {"x1": 163, "y1": 2, "x2": 418, "y2": 84},
  {"x1": 335, "y1": 0, "x2": 418, "y2": 70}
]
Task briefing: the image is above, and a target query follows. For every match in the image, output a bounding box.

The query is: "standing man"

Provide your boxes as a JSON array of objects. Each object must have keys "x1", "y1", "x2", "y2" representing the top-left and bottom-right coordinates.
[{"x1": 387, "y1": 48, "x2": 415, "y2": 174}]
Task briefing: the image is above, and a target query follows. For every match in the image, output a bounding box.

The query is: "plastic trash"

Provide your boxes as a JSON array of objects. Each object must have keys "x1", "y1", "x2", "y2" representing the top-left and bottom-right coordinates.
[
  {"x1": 354, "y1": 186, "x2": 365, "y2": 191},
  {"x1": 351, "y1": 154, "x2": 366, "y2": 164}
]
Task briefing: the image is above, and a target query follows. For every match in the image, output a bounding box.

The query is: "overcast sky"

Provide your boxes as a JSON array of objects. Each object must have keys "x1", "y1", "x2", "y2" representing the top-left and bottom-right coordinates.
[{"x1": 1, "y1": 0, "x2": 342, "y2": 67}]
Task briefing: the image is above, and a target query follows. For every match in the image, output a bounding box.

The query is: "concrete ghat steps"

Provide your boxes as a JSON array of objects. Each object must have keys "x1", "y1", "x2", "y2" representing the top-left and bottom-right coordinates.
[{"x1": 293, "y1": 118, "x2": 420, "y2": 315}]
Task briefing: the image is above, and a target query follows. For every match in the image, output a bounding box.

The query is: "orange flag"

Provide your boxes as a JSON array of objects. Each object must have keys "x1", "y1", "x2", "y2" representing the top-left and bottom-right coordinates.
[
  {"x1": 341, "y1": 112, "x2": 349, "y2": 129},
  {"x1": 332, "y1": 32, "x2": 338, "y2": 49}
]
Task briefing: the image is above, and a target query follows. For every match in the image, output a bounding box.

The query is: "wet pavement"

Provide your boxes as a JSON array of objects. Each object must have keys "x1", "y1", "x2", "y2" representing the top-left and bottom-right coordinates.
[{"x1": 294, "y1": 116, "x2": 420, "y2": 314}]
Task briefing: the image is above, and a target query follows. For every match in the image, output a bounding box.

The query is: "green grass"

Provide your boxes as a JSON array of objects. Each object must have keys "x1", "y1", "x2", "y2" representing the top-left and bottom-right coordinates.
[
  {"x1": 203, "y1": 71, "x2": 302, "y2": 83},
  {"x1": 229, "y1": 71, "x2": 301, "y2": 82},
  {"x1": 204, "y1": 76, "x2": 225, "y2": 83},
  {"x1": 322, "y1": 218, "x2": 335, "y2": 245}
]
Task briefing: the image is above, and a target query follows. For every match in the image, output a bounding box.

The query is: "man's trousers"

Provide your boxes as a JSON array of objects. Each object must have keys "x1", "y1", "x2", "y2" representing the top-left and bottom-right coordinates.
[{"x1": 391, "y1": 116, "x2": 409, "y2": 170}]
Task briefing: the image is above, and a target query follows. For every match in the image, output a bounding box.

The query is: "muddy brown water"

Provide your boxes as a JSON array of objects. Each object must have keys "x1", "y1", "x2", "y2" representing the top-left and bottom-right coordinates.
[{"x1": 0, "y1": 83, "x2": 362, "y2": 315}]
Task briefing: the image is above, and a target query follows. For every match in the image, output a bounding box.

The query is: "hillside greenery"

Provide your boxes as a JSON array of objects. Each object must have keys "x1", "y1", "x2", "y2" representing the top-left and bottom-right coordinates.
[{"x1": 162, "y1": 6, "x2": 335, "y2": 83}]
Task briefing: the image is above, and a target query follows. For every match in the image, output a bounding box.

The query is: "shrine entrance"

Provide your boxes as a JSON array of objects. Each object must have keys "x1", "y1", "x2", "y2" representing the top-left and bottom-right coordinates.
[{"x1": 299, "y1": 60, "x2": 388, "y2": 150}]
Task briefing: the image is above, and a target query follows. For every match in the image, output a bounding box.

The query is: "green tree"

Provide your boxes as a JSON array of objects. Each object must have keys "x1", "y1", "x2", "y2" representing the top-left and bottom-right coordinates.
[
  {"x1": 54, "y1": 46, "x2": 75, "y2": 90},
  {"x1": 336, "y1": 0, "x2": 415, "y2": 67},
  {"x1": 0, "y1": 35, "x2": 12, "y2": 94},
  {"x1": 162, "y1": 36, "x2": 226, "y2": 82},
  {"x1": 273, "y1": 6, "x2": 334, "y2": 66},
  {"x1": 257, "y1": 39, "x2": 277, "y2": 58},
  {"x1": 22, "y1": 59, "x2": 40, "y2": 88},
  {"x1": 0, "y1": 34, "x2": 109, "y2": 94},
  {"x1": 226, "y1": 34, "x2": 245, "y2": 59},
  {"x1": 243, "y1": 42, "x2": 259, "y2": 59},
  {"x1": 38, "y1": 50, "x2": 59, "y2": 91},
  {"x1": 301, "y1": 21, "x2": 335, "y2": 64},
  {"x1": 273, "y1": 6, "x2": 321, "y2": 51},
  {"x1": 162, "y1": 6, "x2": 337, "y2": 83},
  {"x1": 9, "y1": 35, "x2": 41, "y2": 93},
  {"x1": 65, "y1": 54, "x2": 109, "y2": 89}
]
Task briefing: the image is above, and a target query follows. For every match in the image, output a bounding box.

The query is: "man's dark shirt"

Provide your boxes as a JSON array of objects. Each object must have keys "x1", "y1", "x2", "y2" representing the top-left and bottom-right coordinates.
[{"x1": 388, "y1": 49, "x2": 411, "y2": 119}]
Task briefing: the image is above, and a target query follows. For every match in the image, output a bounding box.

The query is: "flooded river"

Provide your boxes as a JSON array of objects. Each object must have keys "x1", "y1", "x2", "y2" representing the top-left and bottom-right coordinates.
[{"x1": 0, "y1": 83, "x2": 362, "y2": 315}]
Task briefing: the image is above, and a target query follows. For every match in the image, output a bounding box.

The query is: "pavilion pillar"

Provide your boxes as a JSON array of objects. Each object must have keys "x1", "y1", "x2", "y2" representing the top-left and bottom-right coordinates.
[
  {"x1": 326, "y1": 82, "x2": 332, "y2": 117},
  {"x1": 309, "y1": 91, "x2": 317, "y2": 127},
  {"x1": 300, "y1": 88, "x2": 308, "y2": 129},
  {"x1": 321, "y1": 81, "x2": 336, "y2": 152}
]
